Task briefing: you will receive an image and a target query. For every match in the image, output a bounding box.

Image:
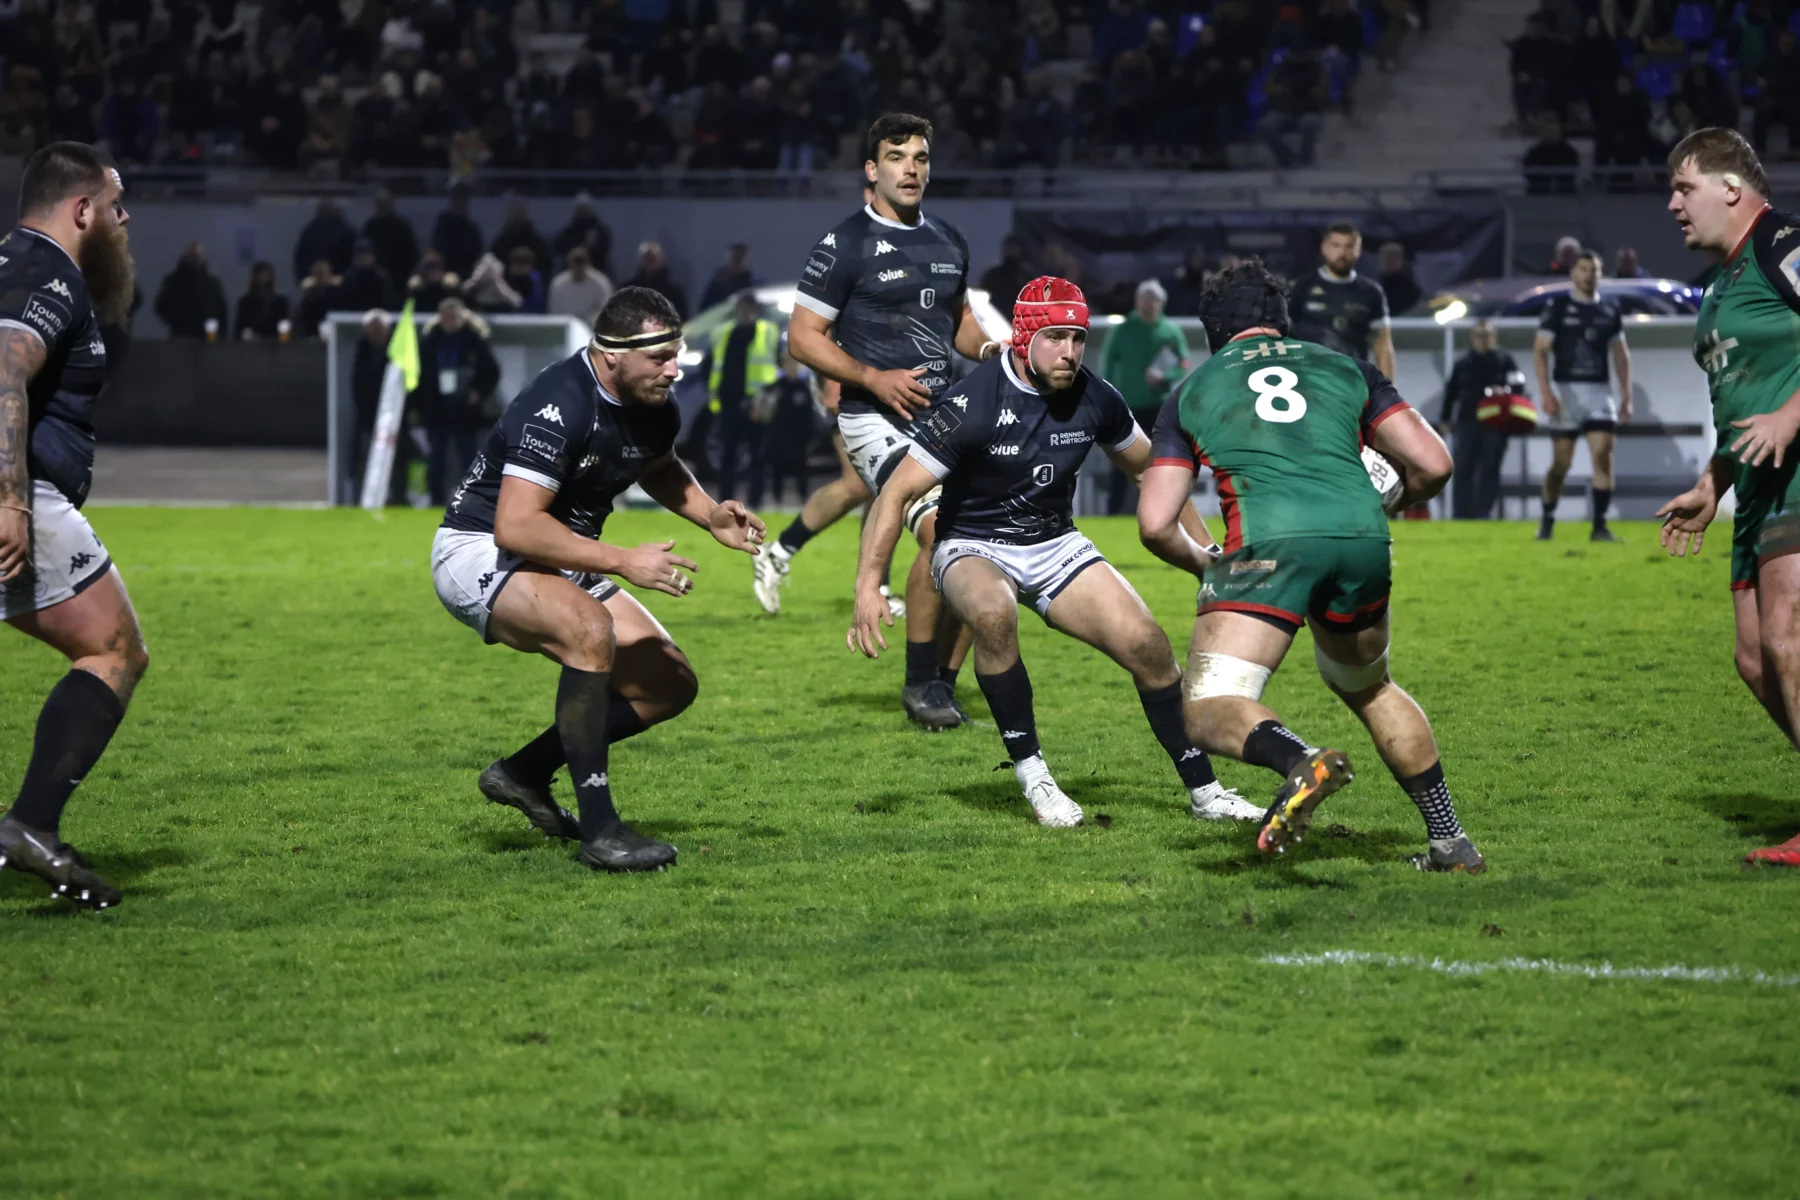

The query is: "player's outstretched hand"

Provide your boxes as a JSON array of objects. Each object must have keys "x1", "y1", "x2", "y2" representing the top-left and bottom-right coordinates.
[
  {"x1": 709, "y1": 499, "x2": 766, "y2": 555},
  {"x1": 867, "y1": 367, "x2": 933, "y2": 418},
  {"x1": 619, "y1": 540, "x2": 699, "y2": 596},
  {"x1": 1729, "y1": 409, "x2": 1800, "y2": 468},
  {"x1": 846, "y1": 584, "x2": 894, "y2": 659},
  {"x1": 1656, "y1": 487, "x2": 1717, "y2": 557},
  {"x1": 0, "y1": 507, "x2": 25, "y2": 582}
]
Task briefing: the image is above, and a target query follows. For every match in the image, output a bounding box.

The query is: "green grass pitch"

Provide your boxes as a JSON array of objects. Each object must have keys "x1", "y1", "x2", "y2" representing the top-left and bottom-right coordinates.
[{"x1": 1, "y1": 507, "x2": 1796, "y2": 1197}]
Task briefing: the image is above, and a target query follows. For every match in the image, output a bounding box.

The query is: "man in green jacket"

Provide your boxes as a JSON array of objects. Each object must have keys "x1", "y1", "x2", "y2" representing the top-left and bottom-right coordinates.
[{"x1": 1098, "y1": 278, "x2": 1190, "y2": 513}]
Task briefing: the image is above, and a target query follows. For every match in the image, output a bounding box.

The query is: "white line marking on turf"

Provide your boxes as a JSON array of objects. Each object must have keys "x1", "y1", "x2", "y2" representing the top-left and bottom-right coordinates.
[{"x1": 1263, "y1": 950, "x2": 1800, "y2": 987}]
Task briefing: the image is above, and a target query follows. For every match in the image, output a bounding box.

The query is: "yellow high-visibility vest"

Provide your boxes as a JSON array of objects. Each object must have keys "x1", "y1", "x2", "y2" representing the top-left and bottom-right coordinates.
[{"x1": 708, "y1": 318, "x2": 780, "y2": 412}]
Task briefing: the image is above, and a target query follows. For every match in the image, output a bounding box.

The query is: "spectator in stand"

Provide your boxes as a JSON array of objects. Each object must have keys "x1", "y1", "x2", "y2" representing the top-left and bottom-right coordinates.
[
  {"x1": 1568, "y1": 16, "x2": 1621, "y2": 123},
  {"x1": 1547, "y1": 235, "x2": 1582, "y2": 275},
  {"x1": 623, "y1": 241, "x2": 689, "y2": 320},
  {"x1": 1165, "y1": 245, "x2": 1212, "y2": 315},
  {"x1": 338, "y1": 239, "x2": 394, "y2": 312},
  {"x1": 462, "y1": 252, "x2": 523, "y2": 314},
  {"x1": 408, "y1": 251, "x2": 458, "y2": 312},
  {"x1": 1009, "y1": 70, "x2": 1067, "y2": 168},
  {"x1": 689, "y1": 80, "x2": 737, "y2": 168},
  {"x1": 553, "y1": 197, "x2": 612, "y2": 279},
  {"x1": 155, "y1": 242, "x2": 231, "y2": 339},
  {"x1": 293, "y1": 198, "x2": 356, "y2": 288},
  {"x1": 1377, "y1": 242, "x2": 1422, "y2": 315},
  {"x1": 431, "y1": 183, "x2": 485, "y2": 281},
  {"x1": 1680, "y1": 50, "x2": 1738, "y2": 132},
  {"x1": 1752, "y1": 30, "x2": 1800, "y2": 153},
  {"x1": 249, "y1": 69, "x2": 307, "y2": 169},
  {"x1": 295, "y1": 258, "x2": 342, "y2": 337},
  {"x1": 548, "y1": 245, "x2": 613, "y2": 325},
  {"x1": 363, "y1": 189, "x2": 418, "y2": 293},
  {"x1": 47, "y1": 83, "x2": 97, "y2": 145},
  {"x1": 1593, "y1": 72, "x2": 1655, "y2": 183},
  {"x1": 411, "y1": 298, "x2": 500, "y2": 505},
  {"x1": 302, "y1": 73, "x2": 351, "y2": 167},
  {"x1": 351, "y1": 310, "x2": 395, "y2": 499},
  {"x1": 1509, "y1": 15, "x2": 1564, "y2": 126},
  {"x1": 980, "y1": 236, "x2": 1036, "y2": 308},
  {"x1": 489, "y1": 200, "x2": 552, "y2": 275},
  {"x1": 739, "y1": 75, "x2": 784, "y2": 169},
  {"x1": 502, "y1": 247, "x2": 546, "y2": 314},
  {"x1": 101, "y1": 73, "x2": 158, "y2": 164},
  {"x1": 1096, "y1": 278, "x2": 1188, "y2": 514},
  {"x1": 234, "y1": 261, "x2": 292, "y2": 340},
  {"x1": 700, "y1": 243, "x2": 757, "y2": 312},
  {"x1": 1439, "y1": 319, "x2": 1525, "y2": 520},
  {"x1": 1614, "y1": 245, "x2": 1648, "y2": 278},
  {"x1": 1523, "y1": 116, "x2": 1580, "y2": 194},
  {"x1": 168, "y1": 52, "x2": 216, "y2": 148},
  {"x1": 1261, "y1": 47, "x2": 1328, "y2": 168}
]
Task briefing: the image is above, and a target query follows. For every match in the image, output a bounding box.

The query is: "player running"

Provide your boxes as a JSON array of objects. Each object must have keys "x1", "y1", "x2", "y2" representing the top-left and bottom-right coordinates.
[
  {"x1": 0, "y1": 144, "x2": 144, "y2": 910},
  {"x1": 847, "y1": 277, "x2": 1256, "y2": 827},
  {"x1": 787, "y1": 113, "x2": 998, "y2": 731},
  {"x1": 1535, "y1": 249, "x2": 1632, "y2": 542},
  {"x1": 1657, "y1": 127, "x2": 1800, "y2": 867},
  {"x1": 1137, "y1": 261, "x2": 1485, "y2": 871},
  {"x1": 1289, "y1": 221, "x2": 1396, "y2": 379},
  {"x1": 431, "y1": 287, "x2": 764, "y2": 872}
]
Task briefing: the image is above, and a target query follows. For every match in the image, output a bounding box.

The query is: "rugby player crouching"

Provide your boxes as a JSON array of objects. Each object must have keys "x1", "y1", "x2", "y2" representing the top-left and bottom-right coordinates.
[
  {"x1": 849, "y1": 277, "x2": 1256, "y2": 827},
  {"x1": 431, "y1": 287, "x2": 765, "y2": 872},
  {"x1": 1138, "y1": 261, "x2": 1486, "y2": 871}
]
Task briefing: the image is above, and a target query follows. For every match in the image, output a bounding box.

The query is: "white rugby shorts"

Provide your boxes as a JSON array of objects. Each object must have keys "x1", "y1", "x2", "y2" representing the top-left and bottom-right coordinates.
[
  {"x1": 431, "y1": 527, "x2": 620, "y2": 642},
  {"x1": 838, "y1": 409, "x2": 942, "y2": 533},
  {"x1": 930, "y1": 529, "x2": 1106, "y2": 617},
  {"x1": 0, "y1": 480, "x2": 111, "y2": 622},
  {"x1": 1546, "y1": 381, "x2": 1617, "y2": 433}
]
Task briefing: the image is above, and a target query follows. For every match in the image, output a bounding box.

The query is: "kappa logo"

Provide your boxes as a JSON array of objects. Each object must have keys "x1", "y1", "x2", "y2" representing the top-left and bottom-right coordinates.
[
  {"x1": 1002, "y1": 730, "x2": 1030, "y2": 740},
  {"x1": 821, "y1": 233, "x2": 837, "y2": 248},
  {"x1": 996, "y1": 409, "x2": 1018, "y2": 426},
  {"x1": 1179, "y1": 748, "x2": 1204, "y2": 761},
  {"x1": 69, "y1": 551, "x2": 94, "y2": 573},
  {"x1": 581, "y1": 773, "x2": 609, "y2": 788},
  {"x1": 950, "y1": 394, "x2": 968, "y2": 410},
  {"x1": 874, "y1": 240, "x2": 897, "y2": 255},
  {"x1": 535, "y1": 404, "x2": 563, "y2": 425},
  {"x1": 1779, "y1": 227, "x2": 1797, "y2": 243},
  {"x1": 476, "y1": 570, "x2": 496, "y2": 593},
  {"x1": 45, "y1": 279, "x2": 72, "y2": 301},
  {"x1": 878, "y1": 268, "x2": 907, "y2": 282}
]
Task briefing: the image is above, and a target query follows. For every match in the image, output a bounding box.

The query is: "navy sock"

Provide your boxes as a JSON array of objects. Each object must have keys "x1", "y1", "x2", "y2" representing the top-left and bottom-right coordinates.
[
  {"x1": 556, "y1": 667, "x2": 620, "y2": 838},
  {"x1": 1139, "y1": 682, "x2": 1217, "y2": 788},
  {"x1": 1592, "y1": 488, "x2": 1612, "y2": 526},
  {"x1": 504, "y1": 695, "x2": 650, "y2": 786},
  {"x1": 1397, "y1": 761, "x2": 1463, "y2": 840},
  {"x1": 776, "y1": 515, "x2": 817, "y2": 555},
  {"x1": 1241, "y1": 718, "x2": 1312, "y2": 778},
  {"x1": 976, "y1": 660, "x2": 1040, "y2": 762},
  {"x1": 937, "y1": 664, "x2": 961, "y2": 690},
  {"x1": 904, "y1": 638, "x2": 937, "y2": 687},
  {"x1": 8, "y1": 670, "x2": 126, "y2": 836}
]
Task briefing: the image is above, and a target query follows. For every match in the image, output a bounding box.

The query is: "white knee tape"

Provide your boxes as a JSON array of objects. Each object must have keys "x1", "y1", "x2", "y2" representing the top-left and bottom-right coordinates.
[
  {"x1": 906, "y1": 485, "x2": 942, "y2": 537},
  {"x1": 1184, "y1": 653, "x2": 1273, "y2": 702},
  {"x1": 1314, "y1": 642, "x2": 1389, "y2": 692}
]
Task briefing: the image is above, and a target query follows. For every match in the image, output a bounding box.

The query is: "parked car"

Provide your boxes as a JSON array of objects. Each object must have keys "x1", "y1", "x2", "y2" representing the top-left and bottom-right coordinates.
[{"x1": 1427, "y1": 276, "x2": 1702, "y2": 320}]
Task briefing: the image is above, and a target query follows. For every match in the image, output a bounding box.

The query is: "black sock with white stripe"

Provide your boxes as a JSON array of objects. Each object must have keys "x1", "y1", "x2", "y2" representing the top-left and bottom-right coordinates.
[
  {"x1": 1397, "y1": 761, "x2": 1463, "y2": 840},
  {"x1": 1241, "y1": 719, "x2": 1313, "y2": 778},
  {"x1": 504, "y1": 697, "x2": 649, "y2": 786},
  {"x1": 976, "y1": 660, "x2": 1040, "y2": 763},
  {"x1": 1138, "y1": 682, "x2": 1218, "y2": 788},
  {"x1": 556, "y1": 667, "x2": 620, "y2": 839}
]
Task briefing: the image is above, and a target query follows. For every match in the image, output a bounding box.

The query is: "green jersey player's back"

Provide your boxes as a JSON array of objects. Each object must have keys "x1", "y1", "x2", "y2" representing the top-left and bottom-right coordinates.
[{"x1": 1170, "y1": 334, "x2": 1408, "y2": 548}]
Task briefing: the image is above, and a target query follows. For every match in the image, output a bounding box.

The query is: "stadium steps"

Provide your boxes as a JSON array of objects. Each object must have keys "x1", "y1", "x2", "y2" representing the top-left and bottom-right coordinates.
[{"x1": 1305, "y1": 0, "x2": 1531, "y2": 180}]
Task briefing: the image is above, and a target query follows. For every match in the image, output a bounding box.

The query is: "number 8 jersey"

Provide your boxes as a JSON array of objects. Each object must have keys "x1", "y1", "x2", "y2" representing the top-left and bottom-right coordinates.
[{"x1": 1152, "y1": 334, "x2": 1411, "y2": 548}]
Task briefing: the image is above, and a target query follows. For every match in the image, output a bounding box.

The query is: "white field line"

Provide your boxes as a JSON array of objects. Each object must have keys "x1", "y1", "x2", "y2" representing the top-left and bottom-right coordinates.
[{"x1": 1262, "y1": 950, "x2": 1800, "y2": 987}]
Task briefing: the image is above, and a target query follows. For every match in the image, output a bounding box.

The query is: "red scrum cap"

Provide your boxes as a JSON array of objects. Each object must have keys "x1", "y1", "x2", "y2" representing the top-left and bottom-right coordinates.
[{"x1": 1011, "y1": 276, "x2": 1089, "y2": 357}]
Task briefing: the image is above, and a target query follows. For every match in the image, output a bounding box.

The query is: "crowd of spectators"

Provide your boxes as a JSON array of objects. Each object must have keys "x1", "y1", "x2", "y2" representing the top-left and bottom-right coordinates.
[
  {"x1": 0, "y1": 0, "x2": 1426, "y2": 177},
  {"x1": 1511, "y1": 0, "x2": 1800, "y2": 189}
]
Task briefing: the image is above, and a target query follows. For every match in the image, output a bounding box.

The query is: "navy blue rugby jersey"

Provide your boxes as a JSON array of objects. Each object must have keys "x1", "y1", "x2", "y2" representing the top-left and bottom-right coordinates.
[
  {"x1": 1289, "y1": 268, "x2": 1390, "y2": 362},
  {"x1": 907, "y1": 352, "x2": 1140, "y2": 546},
  {"x1": 441, "y1": 350, "x2": 680, "y2": 540},
  {"x1": 1537, "y1": 291, "x2": 1624, "y2": 383},
  {"x1": 793, "y1": 204, "x2": 969, "y2": 421},
  {"x1": 0, "y1": 226, "x2": 107, "y2": 506}
]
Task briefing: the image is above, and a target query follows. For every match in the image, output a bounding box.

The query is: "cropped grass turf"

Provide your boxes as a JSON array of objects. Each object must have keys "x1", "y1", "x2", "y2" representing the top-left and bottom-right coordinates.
[{"x1": 0, "y1": 507, "x2": 1796, "y2": 1198}]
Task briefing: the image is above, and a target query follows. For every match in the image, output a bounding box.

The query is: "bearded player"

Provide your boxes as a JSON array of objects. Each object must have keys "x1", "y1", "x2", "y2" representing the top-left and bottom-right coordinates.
[
  {"x1": 0, "y1": 144, "x2": 143, "y2": 910},
  {"x1": 1657, "y1": 127, "x2": 1800, "y2": 867},
  {"x1": 1138, "y1": 261, "x2": 1485, "y2": 871},
  {"x1": 432, "y1": 287, "x2": 764, "y2": 872},
  {"x1": 848, "y1": 278, "x2": 1256, "y2": 827},
  {"x1": 786, "y1": 113, "x2": 996, "y2": 731}
]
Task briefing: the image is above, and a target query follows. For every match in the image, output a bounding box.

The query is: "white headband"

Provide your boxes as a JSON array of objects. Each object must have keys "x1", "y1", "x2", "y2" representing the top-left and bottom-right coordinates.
[{"x1": 592, "y1": 327, "x2": 682, "y2": 353}]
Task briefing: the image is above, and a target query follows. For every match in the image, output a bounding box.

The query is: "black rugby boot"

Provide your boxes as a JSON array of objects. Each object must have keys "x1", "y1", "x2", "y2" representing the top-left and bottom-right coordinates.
[
  {"x1": 479, "y1": 759, "x2": 581, "y2": 841},
  {"x1": 0, "y1": 816, "x2": 121, "y2": 910},
  {"x1": 578, "y1": 822, "x2": 677, "y2": 872}
]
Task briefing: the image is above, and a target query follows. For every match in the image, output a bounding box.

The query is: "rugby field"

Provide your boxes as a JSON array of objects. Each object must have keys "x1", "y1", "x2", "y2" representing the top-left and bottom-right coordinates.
[{"x1": 0, "y1": 508, "x2": 1795, "y2": 1197}]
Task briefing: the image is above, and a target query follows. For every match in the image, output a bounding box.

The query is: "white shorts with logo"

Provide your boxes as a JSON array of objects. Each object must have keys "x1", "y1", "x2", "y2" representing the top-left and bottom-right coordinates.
[
  {"x1": 431, "y1": 527, "x2": 620, "y2": 643},
  {"x1": 0, "y1": 480, "x2": 111, "y2": 622},
  {"x1": 838, "y1": 409, "x2": 942, "y2": 532},
  {"x1": 1547, "y1": 381, "x2": 1618, "y2": 433},
  {"x1": 930, "y1": 529, "x2": 1106, "y2": 617}
]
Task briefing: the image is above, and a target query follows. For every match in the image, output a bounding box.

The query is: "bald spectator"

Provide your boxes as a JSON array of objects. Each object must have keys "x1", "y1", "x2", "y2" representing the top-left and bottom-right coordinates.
[
  {"x1": 1547, "y1": 236, "x2": 1582, "y2": 275},
  {"x1": 548, "y1": 246, "x2": 614, "y2": 324},
  {"x1": 623, "y1": 241, "x2": 689, "y2": 319}
]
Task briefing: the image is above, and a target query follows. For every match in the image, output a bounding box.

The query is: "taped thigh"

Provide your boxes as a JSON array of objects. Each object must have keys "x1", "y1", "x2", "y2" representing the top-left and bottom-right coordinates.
[
  {"x1": 1182, "y1": 651, "x2": 1273, "y2": 702},
  {"x1": 1313, "y1": 639, "x2": 1390, "y2": 692}
]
